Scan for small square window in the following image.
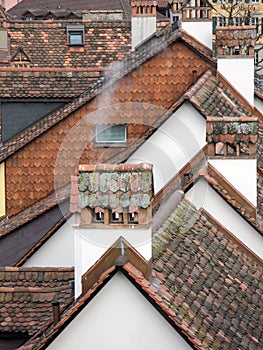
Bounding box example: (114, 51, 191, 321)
(67, 26, 84, 46)
(95, 124, 127, 144)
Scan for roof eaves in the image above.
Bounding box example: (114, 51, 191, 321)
(14, 213, 69, 267)
(0, 184, 70, 237)
(200, 208, 263, 264)
(190, 171, 263, 236)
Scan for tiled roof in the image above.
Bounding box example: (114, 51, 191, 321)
(0, 267, 74, 335)
(0, 69, 102, 99)
(0, 20, 131, 98)
(184, 70, 254, 118)
(72, 163, 153, 213)
(9, 0, 132, 19)
(204, 163, 258, 224)
(8, 21, 131, 68)
(152, 199, 263, 350)
(0, 27, 214, 162)
(1, 27, 216, 217)
(15, 200, 263, 349)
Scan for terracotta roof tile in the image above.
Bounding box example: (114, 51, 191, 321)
(9, 0, 132, 19)
(152, 199, 263, 349)
(0, 267, 74, 335)
(73, 163, 153, 212)
(185, 70, 253, 119)
(1, 26, 215, 217)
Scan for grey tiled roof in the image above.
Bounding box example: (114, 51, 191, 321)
(152, 199, 263, 350)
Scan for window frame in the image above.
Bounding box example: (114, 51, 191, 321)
(95, 124, 127, 146)
(67, 25, 85, 46)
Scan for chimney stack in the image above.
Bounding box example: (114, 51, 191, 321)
(216, 26, 256, 106)
(131, 0, 157, 50)
(181, 0, 213, 50)
(52, 300, 61, 325)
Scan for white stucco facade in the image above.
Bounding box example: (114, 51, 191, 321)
(181, 22, 213, 50)
(209, 159, 257, 206)
(22, 216, 75, 267)
(132, 17, 156, 50)
(74, 226, 152, 296)
(217, 58, 254, 106)
(186, 178, 263, 259)
(46, 272, 192, 350)
(128, 102, 206, 193)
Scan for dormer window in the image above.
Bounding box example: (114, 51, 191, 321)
(95, 124, 127, 145)
(67, 25, 84, 46)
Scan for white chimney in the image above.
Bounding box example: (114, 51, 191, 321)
(181, 0, 213, 50)
(216, 26, 256, 106)
(131, 0, 157, 50)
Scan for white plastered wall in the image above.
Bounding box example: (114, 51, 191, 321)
(208, 159, 257, 206)
(181, 22, 213, 50)
(47, 272, 192, 350)
(132, 17, 156, 50)
(186, 178, 263, 259)
(22, 216, 75, 267)
(128, 102, 206, 193)
(74, 226, 152, 297)
(217, 58, 254, 106)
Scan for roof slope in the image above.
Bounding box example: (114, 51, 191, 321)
(152, 199, 263, 350)
(14, 197, 263, 349)
(184, 70, 253, 118)
(0, 267, 74, 335)
(9, 0, 132, 18)
(2, 26, 216, 217)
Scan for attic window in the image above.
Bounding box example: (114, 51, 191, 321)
(67, 25, 84, 46)
(95, 124, 127, 145)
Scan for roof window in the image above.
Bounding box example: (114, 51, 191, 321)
(67, 25, 84, 46)
(95, 124, 127, 145)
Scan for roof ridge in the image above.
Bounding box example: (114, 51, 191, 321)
(200, 208, 263, 264)
(183, 69, 213, 100)
(203, 164, 261, 231)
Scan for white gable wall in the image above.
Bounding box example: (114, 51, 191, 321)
(186, 178, 263, 259)
(132, 17, 156, 50)
(74, 227, 152, 297)
(128, 102, 206, 193)
(209, 159, 257, 206)
(217, 58, 254, 106)
(22, 216, 75, 267)
(46, 272, 192, 350)
(182, 22, 213, 50)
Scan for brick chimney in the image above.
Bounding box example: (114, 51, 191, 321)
(70, 163, 154, 297)
(216, 26, 256, 106)
(181, 0, 213, 50)
(131, 0, 157, 50)
(206, 115, 258, 206)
